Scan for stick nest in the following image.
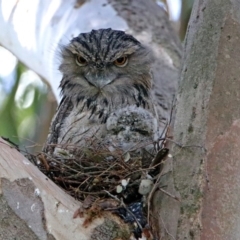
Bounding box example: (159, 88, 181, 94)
(36, 138, 165, 203)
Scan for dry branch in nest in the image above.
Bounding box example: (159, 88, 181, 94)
(29, 134, 169, 239)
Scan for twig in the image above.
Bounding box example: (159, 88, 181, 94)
(159, 213, 176, 240)
(158, 188, 180, 202)
(104, 190, 143, 230)
(1, 137, 20, 151)
(157, 137, 206, 152)
(147, 169, 164, 224)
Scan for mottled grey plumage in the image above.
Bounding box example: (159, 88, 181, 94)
(43, 28, 164, 158)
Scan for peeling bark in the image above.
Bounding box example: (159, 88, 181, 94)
(0, 139, 133, 240)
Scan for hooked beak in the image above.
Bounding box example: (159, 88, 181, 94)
(85, 76, 114, 89)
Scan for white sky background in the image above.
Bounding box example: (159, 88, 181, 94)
(167, 0, 181, 21)
(0, 0, 181, 102)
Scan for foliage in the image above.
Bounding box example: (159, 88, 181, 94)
(0, 62, 49, 147)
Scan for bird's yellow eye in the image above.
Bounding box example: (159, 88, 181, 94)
(76, 55, 87, 66)
(114, 56, 128, 67)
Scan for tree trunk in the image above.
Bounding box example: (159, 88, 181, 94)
(157, 0, 240, 239)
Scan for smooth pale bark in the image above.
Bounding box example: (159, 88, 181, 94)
(158, 0, 240, 239)
(0, 138, 134, 240)
(0, 0, 181, 103)
(0, 138, 89, 240)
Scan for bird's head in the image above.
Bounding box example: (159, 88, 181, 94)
(59, 28, 154, 103)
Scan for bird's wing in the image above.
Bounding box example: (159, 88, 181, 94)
(43, 96, 73, 154)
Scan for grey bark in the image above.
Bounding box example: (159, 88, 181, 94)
(0, 138, 133, 240)
(157, 0, 240, 239)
